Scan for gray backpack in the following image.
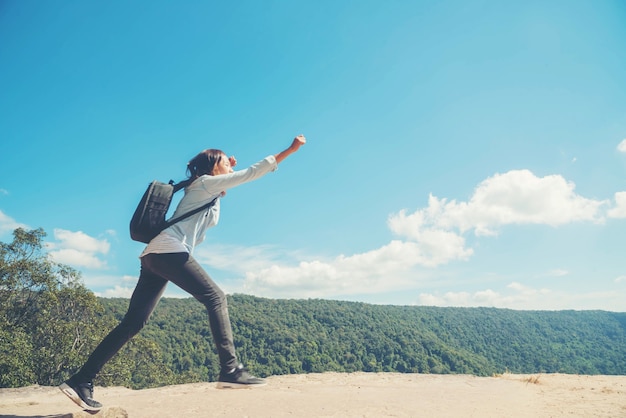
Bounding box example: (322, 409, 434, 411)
(129, 180, 217, 243)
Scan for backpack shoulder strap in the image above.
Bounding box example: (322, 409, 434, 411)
(164, 178, 219, 228)
(165, 196, 219, 227)
(171, 179, 191, 193)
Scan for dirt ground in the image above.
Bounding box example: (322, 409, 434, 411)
(1, 372, 625, 418)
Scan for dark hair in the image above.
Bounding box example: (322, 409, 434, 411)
(186, 149, 225, 180)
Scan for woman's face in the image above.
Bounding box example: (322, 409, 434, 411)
(211, 154, 235, 175)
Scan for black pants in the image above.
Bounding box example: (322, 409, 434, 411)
(74, 252, 238, 381)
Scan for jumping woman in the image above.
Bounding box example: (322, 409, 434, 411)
(60, 135, 307, 411)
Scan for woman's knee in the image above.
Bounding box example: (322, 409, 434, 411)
(195, 287, 227, 309)
(119, 316, 148, 336)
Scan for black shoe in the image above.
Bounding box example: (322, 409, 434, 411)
(217, 364, 266, 389)
(59, 376, 103, 411)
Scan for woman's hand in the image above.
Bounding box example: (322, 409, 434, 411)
(275, 134, 307, 164)
(229, 156, 237, 167)
(291, 135, 306, 151)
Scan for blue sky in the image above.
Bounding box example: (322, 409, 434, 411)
(1, 0, 625, 311)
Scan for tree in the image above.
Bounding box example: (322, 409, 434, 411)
(0, 228, 105, 387)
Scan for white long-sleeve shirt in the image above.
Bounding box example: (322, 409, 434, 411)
(140, 155, 278, 257)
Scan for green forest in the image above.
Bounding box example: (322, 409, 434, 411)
(2, 228, 626, 390)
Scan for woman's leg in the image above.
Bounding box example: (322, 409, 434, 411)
(73, 260, 168, 382)
(141, 252, 238, 373)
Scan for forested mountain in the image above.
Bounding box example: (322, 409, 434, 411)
(100, 295, 626, 387)
(2, 228, 625, 390)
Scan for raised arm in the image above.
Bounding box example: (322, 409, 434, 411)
(275, 135, 306, 164)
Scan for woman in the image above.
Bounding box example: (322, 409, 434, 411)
(60, 135, 306, 411)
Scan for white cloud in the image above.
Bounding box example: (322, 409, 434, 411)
(96, 285, 193, 299)
(417, 282, 626, 311)
(615, 276, 626, 284)
(47, 229, 110, 269)
(389, 169, 607, 239)
(607, 191, 626, 219)
(547, 269, 569, 277)
(97, 285, 135, 298)
(617, 139, 626, 153)
(82, 274, 137, 288)
(0, 210, 29, 236)
(418, 282, 552, 309)
(386, 206, 475, 259)
(195, 243, 287, 274)
(0, 189, 8, 196)
(80, 273, 141, 299)
(243, 240, 435, 298)
(506, 281, 549, 296)
(49, 248, 107, 269)
(213, 174, 596, 300)
(51, 229, 110, 253)
(198, 169, 620, 305)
